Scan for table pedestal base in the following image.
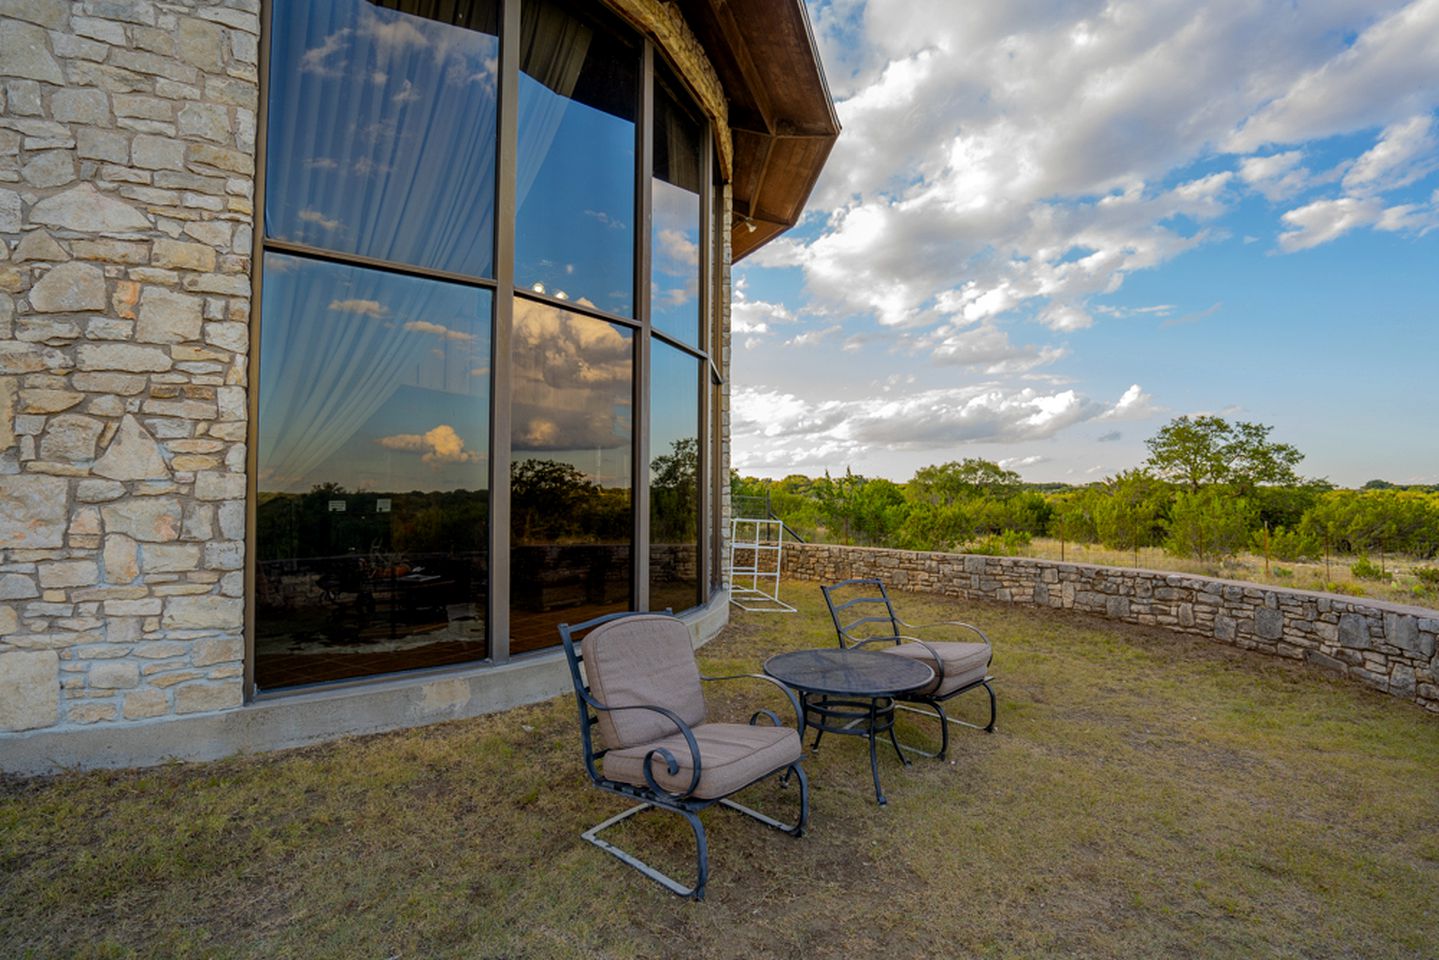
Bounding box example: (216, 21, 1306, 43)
(801, 693, 909, 805)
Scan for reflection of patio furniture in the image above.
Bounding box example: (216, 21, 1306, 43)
(821, 578, 996, 761)
(558, 611, 808, 900)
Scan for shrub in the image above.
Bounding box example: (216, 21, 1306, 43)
(1413, 566, 1439, 588)
(964, 530, 1030, 556)
(1272, 566, 1294, 579)
(1325, 580, 1367, 597)
(1256, 526, 1322, 562)
(1350, 557, 1389, 581)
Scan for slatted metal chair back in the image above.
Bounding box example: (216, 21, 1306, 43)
(820, 577, 904, 647)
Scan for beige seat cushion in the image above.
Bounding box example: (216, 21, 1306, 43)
(605, 723, 801, 800)
(583, 614, 706, 750)
(882, 640, 990, 697)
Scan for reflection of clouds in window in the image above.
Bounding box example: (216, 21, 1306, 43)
(376, 424, 481, 465)
(511, 299, 631, 458)
(327, 297, 385, 317)
(584, 209, 626, 230)
(657, 228, 698, 271)
(298, 208, 344, 233)
(650, 179, 699, 342)
(299, 27, 351, 75)
(404, 319, 474, 342)
(392, 79, 421, 104)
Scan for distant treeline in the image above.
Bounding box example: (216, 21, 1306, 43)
(732, 416, 1439, 563)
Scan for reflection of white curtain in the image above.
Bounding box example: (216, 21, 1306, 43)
(258, 256, 448, 487)
(516, 2, 591, 206)
(266, 1, 499, 275)
(655, 83, 701, 193)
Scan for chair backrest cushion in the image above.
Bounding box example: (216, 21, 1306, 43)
(583, 614, 707, 750)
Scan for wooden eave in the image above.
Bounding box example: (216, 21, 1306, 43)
(675, 0, 840, 261)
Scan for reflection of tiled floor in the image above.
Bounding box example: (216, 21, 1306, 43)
(256, 638, 490, 690)
(509, 600, 630, 655)
(255, 600, 634, 690)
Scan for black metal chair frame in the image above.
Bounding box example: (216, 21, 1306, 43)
(558, 610, 809, 901)
(820, 578, 996, 760)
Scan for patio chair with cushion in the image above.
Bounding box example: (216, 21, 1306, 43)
(558, 611, 809, 901)
(820, 578, 996, 760)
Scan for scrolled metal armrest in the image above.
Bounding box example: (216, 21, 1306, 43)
(748, 708, 784, 728)
(595, 701, 702, 799)
(701, 673, 804, 732)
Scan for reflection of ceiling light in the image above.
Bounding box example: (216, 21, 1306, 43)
(531, 282, 545, 294)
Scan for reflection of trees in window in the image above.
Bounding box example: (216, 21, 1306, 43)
(650, 437, 697, 543)
(257, 483, 488, 563)
(509, 458, 630, 544)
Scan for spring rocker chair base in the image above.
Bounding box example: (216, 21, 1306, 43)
(891, 678, 997, 759)
(581, 763, 809, 900)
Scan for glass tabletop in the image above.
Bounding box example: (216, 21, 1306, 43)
(763, 648, 934, 698)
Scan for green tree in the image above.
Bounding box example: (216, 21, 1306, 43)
(1093, 469, 1169, 551)
(1164, 488, 1257, 561)
(1145, 415, 1303, 493)
(907, 458, 1021, 505)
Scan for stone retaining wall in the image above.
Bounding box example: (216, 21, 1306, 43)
(0, 0, 258, 734)
(782, 543, 1439, 714)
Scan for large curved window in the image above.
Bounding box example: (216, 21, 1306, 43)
(256, 0, 719, 692)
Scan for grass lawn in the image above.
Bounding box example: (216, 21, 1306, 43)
(3, 579, 1437, 959)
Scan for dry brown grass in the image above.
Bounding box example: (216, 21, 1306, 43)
(3, 579, 1437, 959)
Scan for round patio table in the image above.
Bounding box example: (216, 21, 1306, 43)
(763, 648, 934, 805)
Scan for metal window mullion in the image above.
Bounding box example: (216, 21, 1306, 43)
(489, 0, 520, 663)
(634, 41, 653, 613)
(696, 125, 713, 604)
(244, 0, 276, 699)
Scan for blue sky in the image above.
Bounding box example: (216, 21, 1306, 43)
(731, 0, 1439, 487)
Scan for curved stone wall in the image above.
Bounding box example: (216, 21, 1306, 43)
(781, 543, 1438, 714)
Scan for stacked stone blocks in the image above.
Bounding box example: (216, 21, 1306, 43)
(0, 0, 257, 733)
(784, 544, 1439, 714)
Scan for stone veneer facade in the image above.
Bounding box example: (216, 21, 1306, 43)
(0, 0, 738, 753)
(1, 0, 258, 735)
(782, 543, 1439, 715)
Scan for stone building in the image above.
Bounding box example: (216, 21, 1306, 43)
(0, 0, 838, 772)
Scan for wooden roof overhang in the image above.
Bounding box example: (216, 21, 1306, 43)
(675, 0, 841, 261)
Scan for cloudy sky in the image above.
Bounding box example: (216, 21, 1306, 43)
(731, 0, 1439, 487)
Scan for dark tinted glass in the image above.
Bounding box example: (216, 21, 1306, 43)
(255, 253, 491, 688)
(650, 342, 700, 613)
(651, 66, 703, 345)
(510, 297, 634, 650)
(265, 0, 499, 278)
(515, 0, 637, 315)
